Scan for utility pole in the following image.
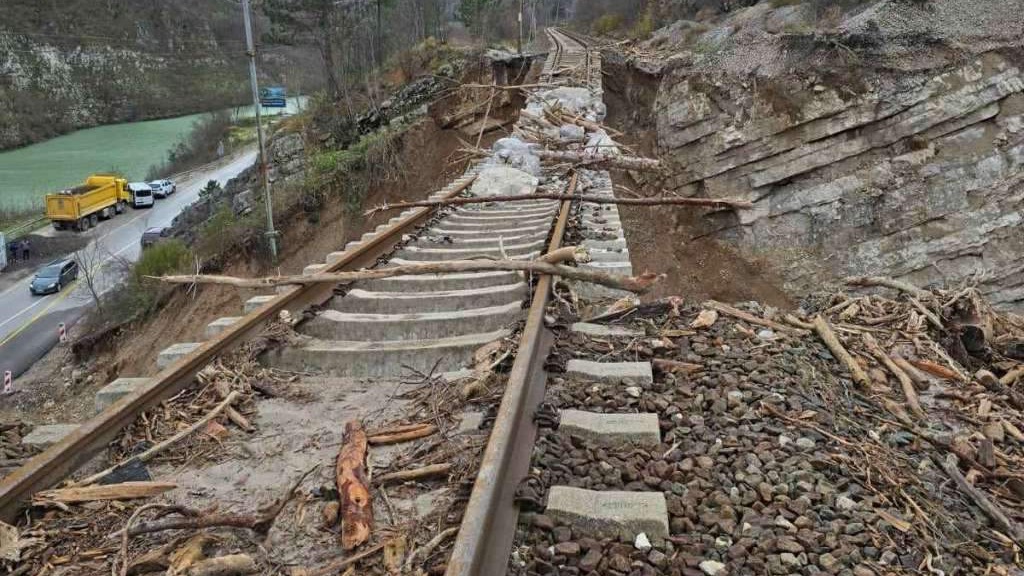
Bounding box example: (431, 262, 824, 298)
(241, 0, 278, 261)
(517, 0, 524, 54)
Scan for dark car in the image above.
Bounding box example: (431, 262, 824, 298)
(29, 258, 78, 295)
(140, 226, 171, 249)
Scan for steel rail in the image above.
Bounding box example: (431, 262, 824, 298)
(445, 172, 576, 576)
(0, 174, 478, 522)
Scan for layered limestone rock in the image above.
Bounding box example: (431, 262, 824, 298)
(645, 1, 1024, 310)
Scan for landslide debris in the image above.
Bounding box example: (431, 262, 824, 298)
(512, 282, 1024, 575)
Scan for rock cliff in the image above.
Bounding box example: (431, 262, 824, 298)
(629, 0, 1024, 310)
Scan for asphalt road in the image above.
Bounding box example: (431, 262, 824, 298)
(0, 150, 257, 383)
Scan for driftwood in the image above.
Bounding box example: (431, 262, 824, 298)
(846, 276, 931, 300)
(33, 482, 176, 506)
(367, 424, 437, 445)
(290, 543, 385, 576)
(364, 192, 751, 216)
(652, 358, 703, 374)
(76, 392, 241, 487)
(892, 356, 932, 391)
(403, 526, 459, 572)
(813, 316, 872, 389)
(337, 420, 373, 550)
(704, 300, 807, 336)
(186, 554, 256, 576)
(213, 381, 253, 432)
(377, 463, 452, 484)
(534, 149, 661, 171)
(862, 335, 927, 421)
(158, 259, 663, 294)
(934, 454, 1024, 546)
(170, 534, 213, 574)
(908, 358, 957, 381)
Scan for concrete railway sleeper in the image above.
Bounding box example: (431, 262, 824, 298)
(0, 26, 642, 576)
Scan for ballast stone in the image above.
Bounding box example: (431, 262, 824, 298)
(559, 409, 661, 447)
(546, 486, 669, 543)
(566, 359, 653, 385)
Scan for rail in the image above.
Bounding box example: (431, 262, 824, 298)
(0, 174, 477, 521)
(445, 173, 575, 576)
(447, 27, 598, 576)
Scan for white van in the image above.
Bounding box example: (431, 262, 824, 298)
(127, 182, 155, 208)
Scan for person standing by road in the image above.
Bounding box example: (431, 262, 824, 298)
(21, 239, 30, 261)
(8, 240, 18, 264)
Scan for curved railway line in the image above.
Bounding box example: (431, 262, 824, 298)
(1, 28, 646, 575)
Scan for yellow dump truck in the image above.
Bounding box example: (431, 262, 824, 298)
(45, 175, 132, 231)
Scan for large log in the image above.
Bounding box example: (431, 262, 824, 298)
(337, 420, 373, 550)
(534, 149, 661, 171)
(365, 193, 752, 215)
(158, 259, 664, 294)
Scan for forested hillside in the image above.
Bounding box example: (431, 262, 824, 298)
(0, 0, 317, 150)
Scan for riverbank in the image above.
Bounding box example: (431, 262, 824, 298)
(0, 98, 305, 214)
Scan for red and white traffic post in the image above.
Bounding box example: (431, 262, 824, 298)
(2, 371, 12, 395)
(58, 322, 68, 344)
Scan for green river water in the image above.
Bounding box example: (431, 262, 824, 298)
(0, 97, 306, 213)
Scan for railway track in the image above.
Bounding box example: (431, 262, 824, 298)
(2, 27, 645, 575)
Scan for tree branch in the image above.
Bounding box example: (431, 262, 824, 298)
(364, 193, 751, 216)
(156, 259, 664, 294)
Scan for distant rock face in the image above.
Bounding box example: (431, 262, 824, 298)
(647, 3, 1024, 310)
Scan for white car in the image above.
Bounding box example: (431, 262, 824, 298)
(127, 182, 155, 208)
(148, 179, 176, 198)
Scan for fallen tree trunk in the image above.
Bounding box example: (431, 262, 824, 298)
(534, 149, 661, 171)
(157, 259, 663, 294)
(337, 420, 373, 550)
(364, 193, 752, 215)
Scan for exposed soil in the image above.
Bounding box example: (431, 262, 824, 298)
(600, 58, 793, 309)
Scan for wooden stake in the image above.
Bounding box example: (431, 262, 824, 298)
(337, 420, 373, 550)
(158, 259, 663, 294)
(33, 482, 176, 505)
(365, 193, 751, 216)
(813, 316, 871, 389)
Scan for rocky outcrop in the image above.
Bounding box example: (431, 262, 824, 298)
(642, 0, 1024, 310)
